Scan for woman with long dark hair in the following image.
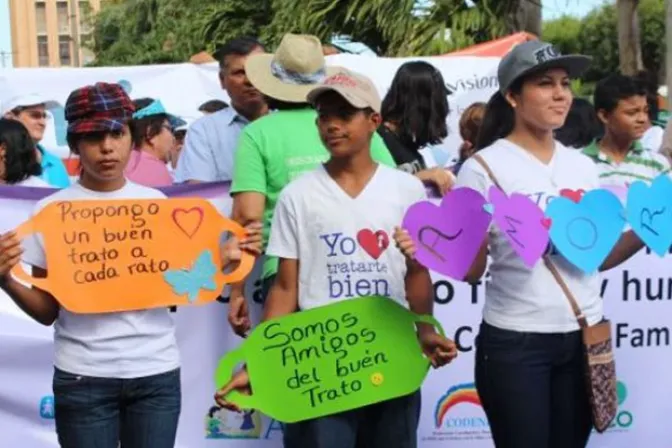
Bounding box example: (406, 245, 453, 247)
(461, 41, 646, 448)
(380, 61, 454, 195)
(0, 118, 48, 186)
(397, 41, 645, 447)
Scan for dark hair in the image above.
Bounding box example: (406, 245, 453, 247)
(593, 74, 647, 115)
(66, 126, 131, 155)
(129, 97, 169, 148)
(0, 118, 42, 183)
(634, 70, 659, 122)
(264, 96, 309, 110)
(475, 79, 524, 150)
(214, 37, 264, 70)
(381, 61, 449, 150)
(198, 99, 229, 113)
(554, 98, 601, 149)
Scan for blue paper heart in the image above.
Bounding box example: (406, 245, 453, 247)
(626, 174, 672, 256)
(430, 145, 451, 167)
(546, 189, 625, 273)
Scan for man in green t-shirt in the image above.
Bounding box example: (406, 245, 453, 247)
(227, 34, 394, 336)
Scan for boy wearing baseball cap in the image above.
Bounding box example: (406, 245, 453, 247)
(216, 71, 456, 447)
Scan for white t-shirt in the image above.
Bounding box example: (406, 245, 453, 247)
(21, 180, 180, 378)
(267, 164, 426, 310)
(456, 139, 604, 333)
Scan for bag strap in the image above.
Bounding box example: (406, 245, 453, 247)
(471, 154, 589, 329)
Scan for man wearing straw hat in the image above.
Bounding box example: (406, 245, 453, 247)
(227, 34, 395, 335)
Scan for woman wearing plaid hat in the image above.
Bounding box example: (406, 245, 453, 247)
(0, 82, 262, 448)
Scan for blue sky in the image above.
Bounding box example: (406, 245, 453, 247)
(543, 0, 613, 20)
(0, 0, 11, 68)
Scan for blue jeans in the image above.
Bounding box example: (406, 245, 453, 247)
(475, 321, 592, 448)
(282, 391, 421, 448)
(53, 367, 181, 448)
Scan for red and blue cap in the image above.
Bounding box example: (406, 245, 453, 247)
(65, 82, 135, 134)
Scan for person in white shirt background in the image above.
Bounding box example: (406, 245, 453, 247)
(0, 118, 50, 187)
(398, 41, 646, 448)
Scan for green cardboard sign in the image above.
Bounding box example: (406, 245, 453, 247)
(215, 296, 444, 423)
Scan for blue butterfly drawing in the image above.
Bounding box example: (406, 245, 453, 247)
(163, 250, 218, 303)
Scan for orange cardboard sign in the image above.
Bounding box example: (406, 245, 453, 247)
(10, 198, 253, 314)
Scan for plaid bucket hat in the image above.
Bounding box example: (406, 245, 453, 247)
(65, 82, 135, 134)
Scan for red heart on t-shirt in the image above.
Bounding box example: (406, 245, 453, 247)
(541, 218, 552, 229)
(357, 229, 390, 260)
(560, 189, 585, 203)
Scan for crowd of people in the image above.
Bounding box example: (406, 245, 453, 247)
(0, 31, 667, 448)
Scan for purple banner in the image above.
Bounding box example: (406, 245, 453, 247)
(0, 182, 232, 201)
(0, 181, 441, 201)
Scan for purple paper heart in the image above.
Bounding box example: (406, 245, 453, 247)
(488, 186, 549, 267)
(402, 187, 491, 280)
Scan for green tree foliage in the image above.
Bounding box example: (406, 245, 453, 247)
(89, 0, 529, 65)
(90, 0, 273, 66)
(543, 0, 665, 83)
(541, 16, 582, 56)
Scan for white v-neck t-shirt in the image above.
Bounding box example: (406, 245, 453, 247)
(267, 164, 426, 311)
(21, 181, 180, 378)
(457, 139, 604, 333)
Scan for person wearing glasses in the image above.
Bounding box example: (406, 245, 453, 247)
(1, 92, 71, 188)
(125, 98, 184, 187)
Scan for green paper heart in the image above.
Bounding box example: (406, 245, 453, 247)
(215, 296, 444, 423)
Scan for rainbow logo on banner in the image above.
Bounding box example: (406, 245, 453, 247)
(434, 383, 481, 428)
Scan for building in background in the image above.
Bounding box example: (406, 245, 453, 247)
(9, 0, 102, 68)
(0, 0, 13, 67)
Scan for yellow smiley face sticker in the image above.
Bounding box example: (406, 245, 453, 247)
(370, 372, 384, 386)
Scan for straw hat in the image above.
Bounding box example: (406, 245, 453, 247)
(245, 34, 339, 103)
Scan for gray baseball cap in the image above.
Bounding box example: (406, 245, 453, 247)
(498, 40, 591, 94)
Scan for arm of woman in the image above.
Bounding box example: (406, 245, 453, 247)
(1, 266, 59, 326)
(599, 231, 644, 272)
(0, 232, 58, 325)
(415, 168, 455, 196)
(463, 241, 488, 283)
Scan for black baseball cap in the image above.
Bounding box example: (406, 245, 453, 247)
(498, 40, 592, 94)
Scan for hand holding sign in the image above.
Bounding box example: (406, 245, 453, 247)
(11, 198, 254, 313)
(401, 188, 490, 280)
(546, 189, 625, 273)
(626, 175, 672, 256)
(214, 297, 444, 423)
(488, 187, 549, 267)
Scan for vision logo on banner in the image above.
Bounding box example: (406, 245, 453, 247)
(422, 382, 490, 443)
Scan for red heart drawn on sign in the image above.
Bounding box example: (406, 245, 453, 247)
(541, 218, 552, 229)
(357, 229, 390, 260)
(172, 207, 204, 238)
(560, 189, 585, 203)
